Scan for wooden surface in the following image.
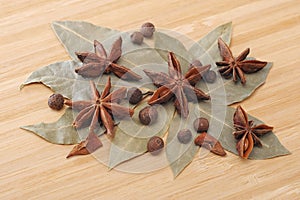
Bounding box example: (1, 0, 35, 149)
(1, 0, 300, 199)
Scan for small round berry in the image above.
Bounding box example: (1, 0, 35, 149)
(203, 70, 217, 83)
(177, 129, 192, 144)
(193, 117, 209, 133)
(140, 22, 155, 38)
(130, 31, 144, 45)
(147, 136, 164, 155)
(190, 59, 202, 67)
(48, 94, 64, 110)
(139, 106, 158, 125)
(127, 87, 143, 104)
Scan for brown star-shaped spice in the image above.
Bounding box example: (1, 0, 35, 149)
(233, 105, 273, 159)
(216, 38, 267, 84)
(144, 52, 210, 118)
(65, 77, 134, 158)
(75, 37, 142, 81)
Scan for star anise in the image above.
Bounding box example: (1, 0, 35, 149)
(75, 37, 142, 81)
(144, 52, 210, 118)
(216, 38, 267, 84)
(233, 105, 273, 159)
(65, 77, 134, 157)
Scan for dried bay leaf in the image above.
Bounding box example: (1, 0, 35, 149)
(20, 61, 88, 99)
(194, 102, 290, 159)
(154, 31, 191, 69)
(108, 101, 175, 169)
(21, 108, 105, 145)
(188, 22, 232, 65)
(52, 21, 120, 60)
(52, 20, 166, 71)
(21, 109, 81, 144)
(195, 61, 273, 105)
(166, 101, 290, 177)
(166, 103, 200, 178)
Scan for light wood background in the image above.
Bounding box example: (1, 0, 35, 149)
(1, 0, 300, 199)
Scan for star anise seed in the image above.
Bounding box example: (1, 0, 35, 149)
(75, 37, 142, 81)
(144, 52, 210, 118)
(233, 105, 273, 159)
(194, 132, 226, 156)
(216, 38, 267, 84)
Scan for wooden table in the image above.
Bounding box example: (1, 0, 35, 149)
(1, 0, 299, 199)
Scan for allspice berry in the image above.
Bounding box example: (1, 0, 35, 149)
(193, 117, 209, 133)
(130, 31, 144, 45)
(177, 129, 192, 144)
(147, 136, 164, 155)
(127, 87, 143, 104)
(140, 22, 155, 38)
(139, 106, 158, 125)
(48, 94, 64, 110)
(203, 70, 217, 83)
(190, 59, 202, 67)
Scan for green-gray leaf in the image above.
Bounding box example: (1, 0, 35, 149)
(108, 101, 175, 169)
(52, 21, 120, 60)
(166, 103, 200, 178)
(21, 109, 80, 144)
(20, 60, 89, 99)
(166, 101, 290, 177)
(194, 102, 290, 159)
(52, 20, 166, 70)
(189, 22, 232, 65)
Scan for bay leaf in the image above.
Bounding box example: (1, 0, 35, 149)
(154, 31, 191, 69)
(21, 108, 105, 145)
(108, 101, 175, 169)
(52, 20, 166, 71)
(166, 103, 200, 178)
(194, 102, 290, 159)
(20, 60, 88, 99)
(194, 61, 273, 105)
(21, 108, 81, 144)
(166, 100, 290, 177)
(52, 21, 120, 60)
(188, 22, 232, 65)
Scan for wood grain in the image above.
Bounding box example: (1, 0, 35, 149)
(1, 0, 299, 199)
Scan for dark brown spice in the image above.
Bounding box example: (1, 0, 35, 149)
(140, 22, 155, 38)
(66, 131, 102, 158)
(190, 59, 202, 67)
(75, 37, 142, 80)
(233, 105, 273, 159)
(48, 94, 64, 110)
(139, 106, 158, 125)
(130, 31, 144, 45)
(144, 52, 210, 118)
(127, 87, 143, 104)
(193, 117, 209, 132)
(147, 136, 164, 155)
(194, 132, 226, 156)
(203, 70, 217, 83)
(177, 129, 192, 144)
